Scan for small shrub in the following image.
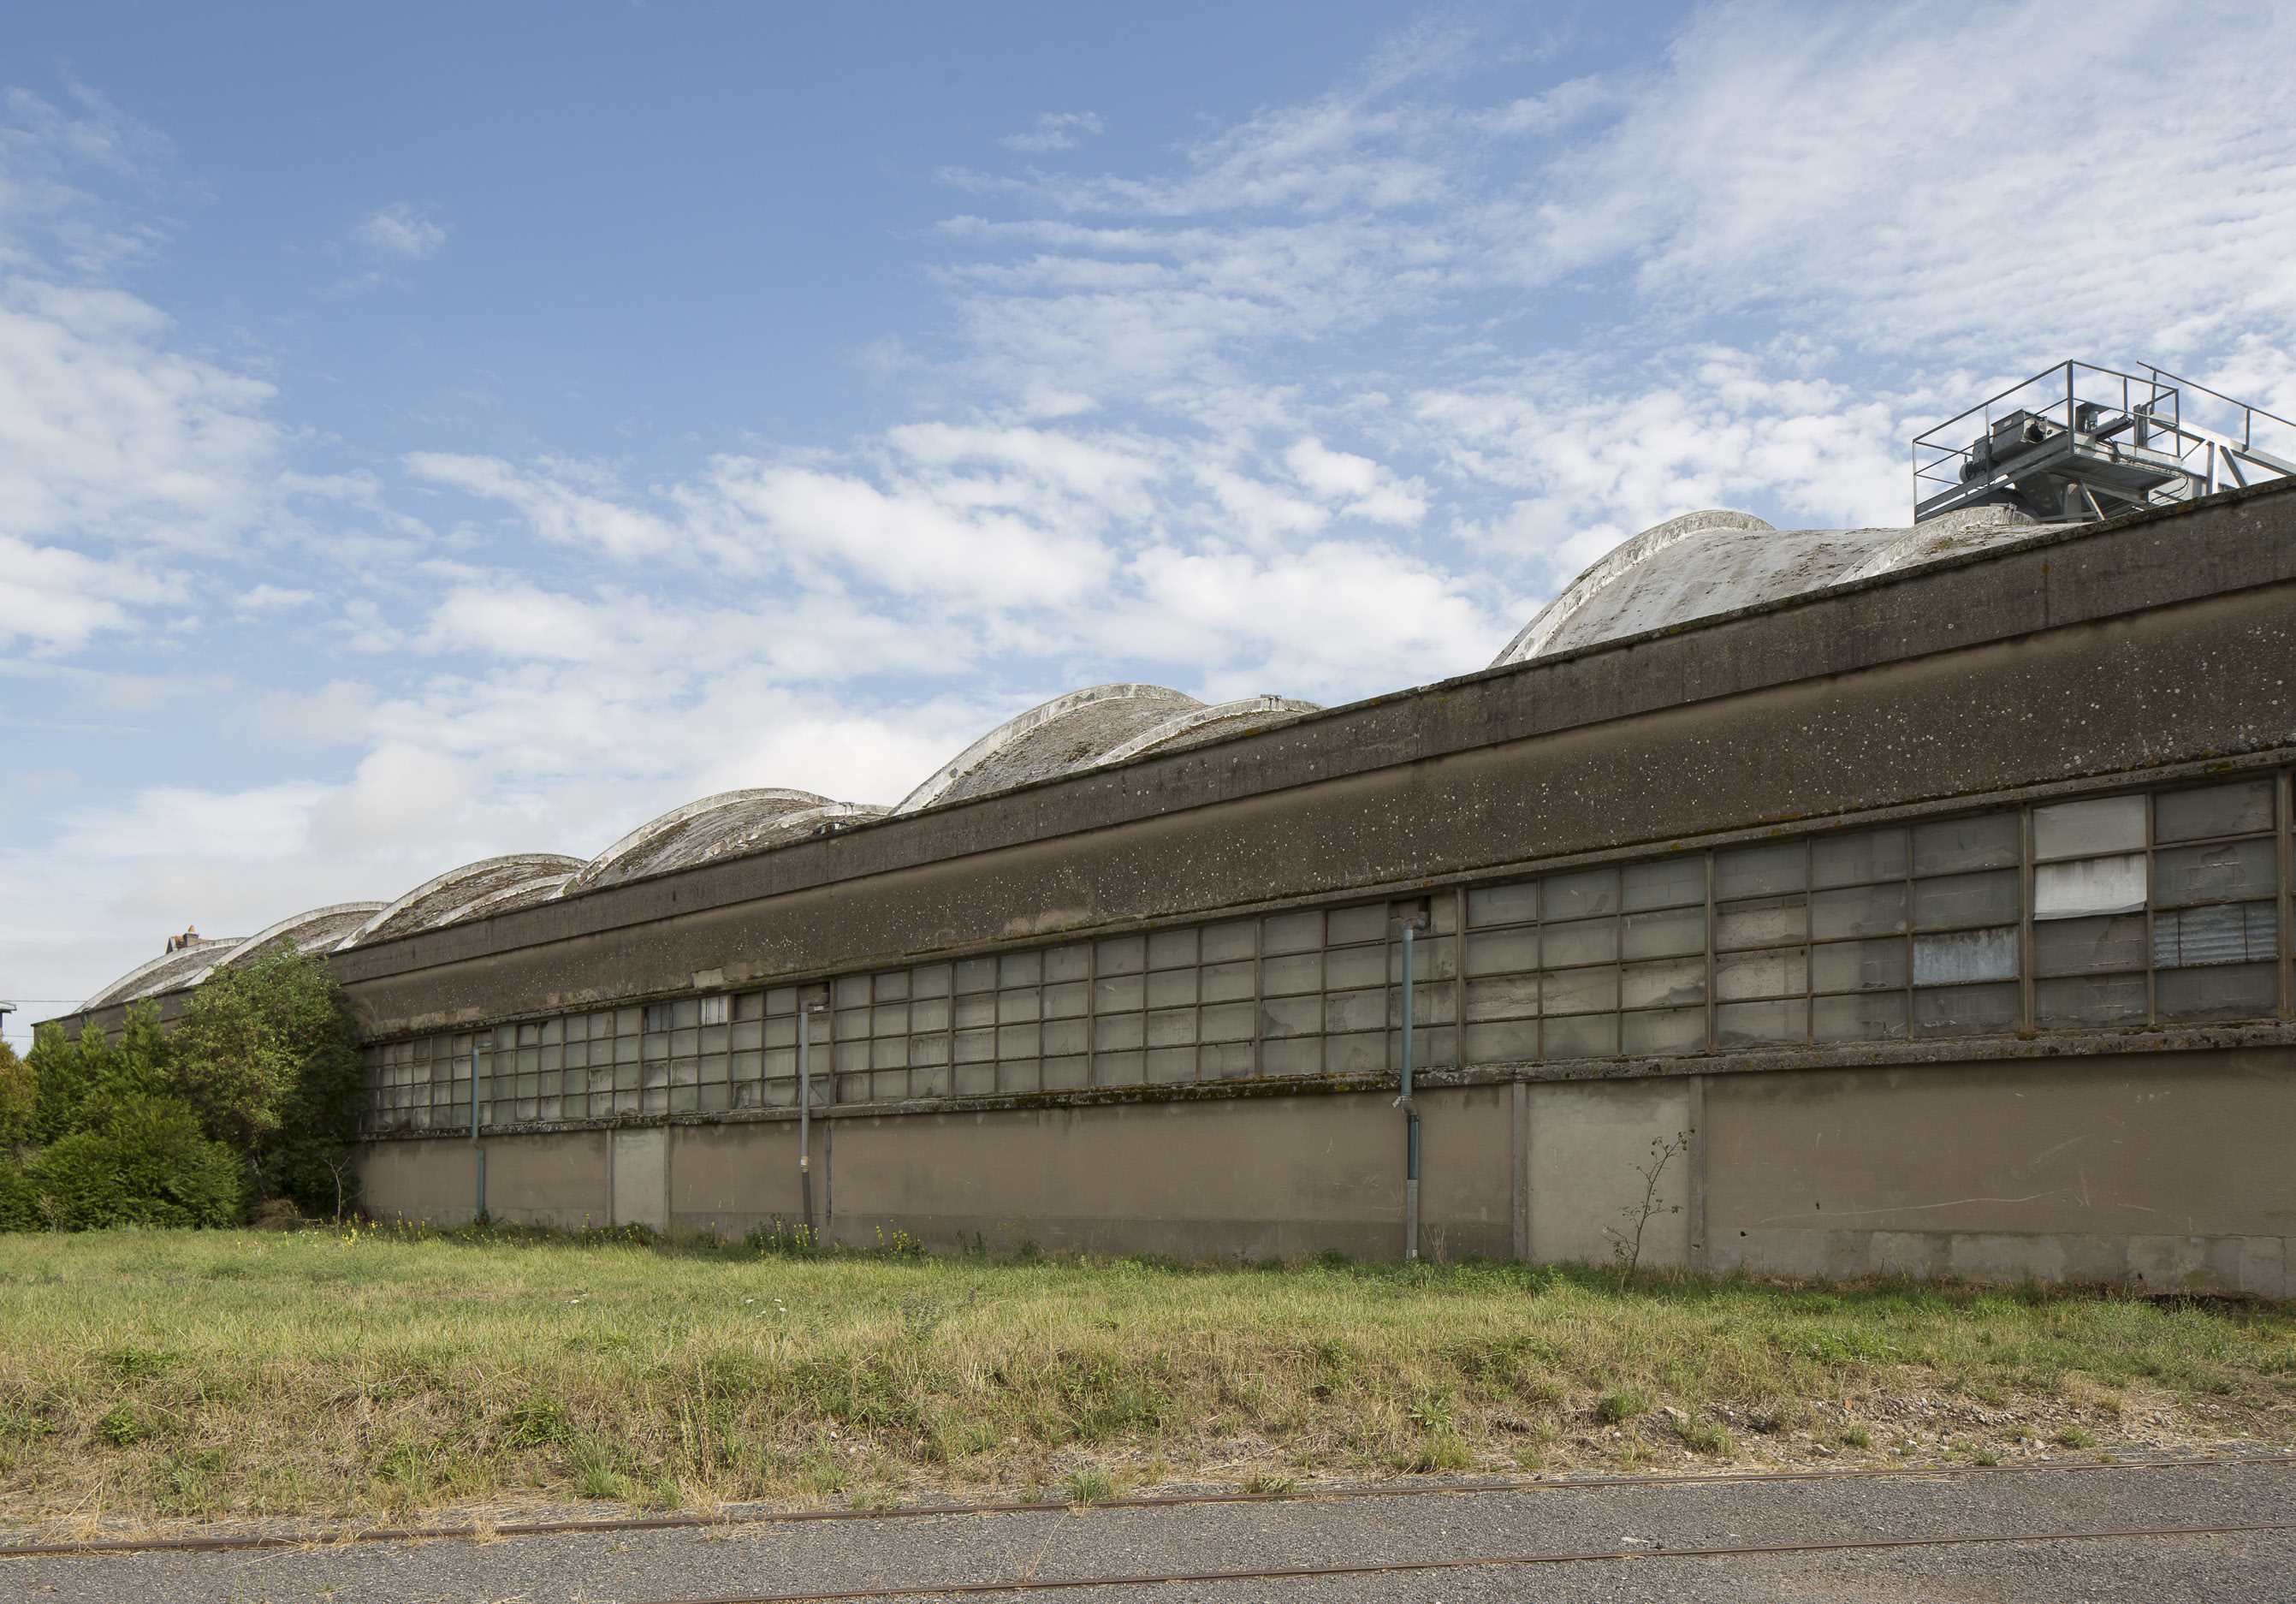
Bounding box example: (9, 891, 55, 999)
(1679, 1416, 1735, 1457)
(2056, 1424, 2095, 1448)
(505, 1396, 573, 1447)
(1064, 1470, 1112, 1503)
(1242, 1472, 1296, 1494)
(1842, 1425, 1872, 1449)
(97, 1405, 146, 1447)
(570, 1441, 633, 1500)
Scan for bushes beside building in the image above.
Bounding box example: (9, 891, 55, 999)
(1, 945, 363, 1232)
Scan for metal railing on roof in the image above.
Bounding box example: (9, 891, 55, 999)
(1913, 359, 2296, 524)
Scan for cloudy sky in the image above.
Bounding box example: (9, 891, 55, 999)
(5, 0, 2295, 1039)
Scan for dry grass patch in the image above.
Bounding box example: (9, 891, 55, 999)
(0, 1226, 2291, 1532)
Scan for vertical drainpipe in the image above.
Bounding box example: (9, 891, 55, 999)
(798, 1002, 818, 1245)
(470, 1036, 491, 1224)
(1395, 917, 1424, 1262)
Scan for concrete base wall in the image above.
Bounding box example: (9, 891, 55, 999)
(356, 1048, 2295, 1292)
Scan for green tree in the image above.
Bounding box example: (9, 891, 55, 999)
(170, 943, 362, 1214)
(0, 1037, 33, 1149)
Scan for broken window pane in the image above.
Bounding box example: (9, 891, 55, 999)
(2033, 853, 2147, 919)
(2153, 838, 2278, 906)
(1913, 812, 2019, 875)
(1811, 828, 1908, 888)
(1912, 927, 2019, 985)
(1811, 882, 1907, 939)
(2155, 779, 2275, 843)
(2032, 795, 2145, 860)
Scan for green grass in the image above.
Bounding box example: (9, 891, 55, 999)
(0, 1224, 2289, 1526)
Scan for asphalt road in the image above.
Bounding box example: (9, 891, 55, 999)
(8, 1458, 2294, 1603)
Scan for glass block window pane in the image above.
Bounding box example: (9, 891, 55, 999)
(1323, 945, 1385, 990)
(1621, 957, 1705, 1009)
(955, 957, 997, 993)
(2032, 914, 2146, 976)
(1464, 928, 1537, 977)
(1543, 867, 1619, 920)
(997, 1060, 1039, 1093)
(1623, 1007, 1706, 1054)
(1146, 968, 1198, 1007)
(1622, 906, 1704, 959)
(1201, 921, 1256, 963)
(1623, 857, 1704, 910)
(2154, 902, 2277, 967)
(870, 1038, 905, 1071)
(1543, 1012, 1616, 1060)
(1043, 1055, 1090, 1090)
(1095, 1013, 1146, 1050)
(1544, 965, 1618, 1015)
(1716, 841, 1803, 899)
(1147, 1046, 1197, 1084)
(2156, 961, 2277, 1022)
(2033, 854, 2146, 919)
(1468, 882, 1537, 928)
(1913, 812, 2019, 875)
(1094, 972, 1146, 1012)
(2035, 972, 2146, 1029)
(1542, 917, 1617, 966)
(1093, 1050, 1144, 1085)
(1463, 975, 1539, 1020)
(999, 951, 1042, 988)
(1045, 946, 1090, 983)
(1718, 946, 1807, 1001)
(1463, 1019, 1540, 1063)
(872, 1002, 908, 1036)
(873, 971, 910, 1002)
(1148, 928, 1200, 968)
(1812, 990, 1907, 1042)
(1910, 869, 2019, 929)
(911, 965, 952, 999)
(1200, 1001, 1255, 1043)
(1717, 998, 1807, 1048)
(1325, 904, 1387, 946)
(1912, 927, 2019, 985)
(1261, 912, 1322, 954)
(2153, 839, 2277, 906)
(996, 989, 1041, 1023)
(1913, 981, 2021, 1037)
(2033, 796, 2145, 860)
(1042, 1018, 1089, 1056)
(1201, 961, 1255, 1003)
(1717, 895, 1805, 950)
(998, 1022, 1042, 1058)
(872, 1069, 909, 1102)
(1044, 980, 1091, 1017)
(828, 979, 866, 1011)
(2156, 780, 2274, 842)
(1811, 882, 1907, 940)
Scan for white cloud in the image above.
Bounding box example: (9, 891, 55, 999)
(1001, 112, 1105, 153)
(354, 202, 448, 260)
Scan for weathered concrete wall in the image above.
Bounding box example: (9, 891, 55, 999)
(1526, 1078, 1696, 1269)
(1702, 1048, 2296, 1295)
(354, 1049, 2294, 1293)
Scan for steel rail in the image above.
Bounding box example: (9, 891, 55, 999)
(634, 1520, 2296, 1604)
(2, 1452, 2287, 1560)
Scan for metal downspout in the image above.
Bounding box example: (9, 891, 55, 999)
(1396, 918, 1422, 1262)
(470, 1035, 489, 1223)
(798, 1003, 818, 1245)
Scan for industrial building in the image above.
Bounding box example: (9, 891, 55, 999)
(47, 362, 2296, 1291)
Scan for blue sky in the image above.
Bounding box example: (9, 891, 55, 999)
(6, 0, 2295, 1039)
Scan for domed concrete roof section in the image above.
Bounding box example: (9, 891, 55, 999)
(341, 854, 587, 949)
(433, 873, 579, 928)
(1094, 696, 1325, 768)
(212, 904, 389, 971)
(895, 685, 1206, 815)
(80, 937, 253, 1012)
(566, 789, 892, 894)
(1490, 505, 2050, 666)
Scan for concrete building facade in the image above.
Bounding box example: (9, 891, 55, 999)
(50, 483, 2296, 1291)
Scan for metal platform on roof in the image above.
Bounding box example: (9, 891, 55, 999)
(1913, 359, 2296, 524)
